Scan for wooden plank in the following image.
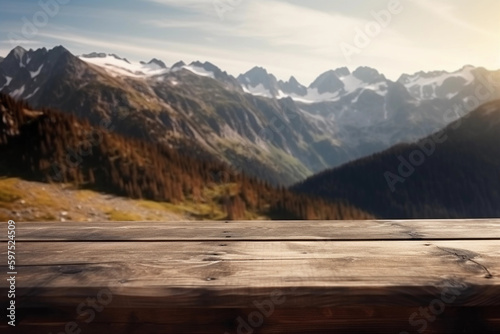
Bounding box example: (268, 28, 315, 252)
(1, 220, 500, 333)
(5, 219, 500, 241)
(0, 220, 500, 334)
(2, 240, 499, 308)
(4, 307, 499, 334)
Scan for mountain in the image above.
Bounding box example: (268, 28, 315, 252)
(278, 76, 307, 96)
(80, 52, 170, 77)
(238, 68, 309, 98)
(238, 66, 281, 98)
(184, 61, 242, 89)
(0, 92, 373, 220)
(238, 65, 389, 103)
(297, 65, 500, 168)
(309, 70, 345, 95)
(292, 100, 500, 219)
(398, 66, 477, 100)
(171, 60, 186, 70)
(2, 46, 500, 186)
(141, 58, 167, 69)
(0, 46, 334, 185)
(234, 64, 500, 172)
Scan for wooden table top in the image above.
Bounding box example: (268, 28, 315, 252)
(2, 220, 500, 333)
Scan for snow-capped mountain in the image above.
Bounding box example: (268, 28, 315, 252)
(238, 67, 280, 98)
(0, 46, 74, 101)
(141, 58, 167, 69)
(278, 76, 307, 96)
(80, 53, 241, 90)
(238, 65, 390, 104)
(184, 61, 242, 89)
(80, 52, 169, 77)
(2, 46, 500, 185)
(397, 66, 476, 100)
(309, 70, 345, 95)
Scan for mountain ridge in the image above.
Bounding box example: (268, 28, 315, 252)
(292, 99, 500, 219)
(2, 45, 500, 186)
(0, 92, 373, 220)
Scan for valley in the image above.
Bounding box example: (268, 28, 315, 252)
(1, 45, 500, 220)
(1, 46, 499, 186)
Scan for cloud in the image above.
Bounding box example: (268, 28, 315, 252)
(144, 19, 206, 29)
(408, 0, 496, 38)
(145, 0, 365, 55)
(143, 0, 220, 17)
(138, 0, 425, 81)
(2, 0, 497, 84)
(32, 30, 276, 75)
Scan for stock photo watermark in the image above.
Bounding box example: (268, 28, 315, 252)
(339, 0, 403, 63)
(6, 220, 17, 327)
(8, 0, 71, 47)
(399, 280, 468, 334)
(385, 71, 500, 192)
(48, 288, 113, 334)
(224, 287, 296, 334)
(213, 0, 243, 21)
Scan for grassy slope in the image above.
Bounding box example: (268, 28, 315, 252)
(0, 177, 268, 222)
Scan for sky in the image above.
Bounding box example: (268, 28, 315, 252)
(0, 0, 499, 84)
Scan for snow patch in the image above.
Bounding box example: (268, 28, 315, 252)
(291, 88, 341, 104)
(402, 67, 475, 100)
(24, 87, 39, 99)
(365, 82, 388, 96)
(182, 65, 215, 79)
(11, 85, 25, 99)
(0, 76, 12, 90)
(79, 54, 168, 78)
(340, 75, 364, 94)
(30, 64, 44, 78)
(242, 84, 273, 98)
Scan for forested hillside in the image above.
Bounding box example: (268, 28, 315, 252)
(0, 93, 372, 220)
(293, 100, 500, 219)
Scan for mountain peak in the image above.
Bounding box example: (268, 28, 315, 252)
(109, 53, 130, 63)
(288, 76, 299, 84)
(278, 76, 307, 96)
(12, 46, 27, 57)
(190, 60, 221, 72)
(239, 66, 276, 83)
(245, 66, 269, 76)
(352, 66, 385, 83)
(309, 70, 344, 94)
(146, 58, 167, 68)
(171, 60, 186, 70)
(334, 67, 350, 78)
(237, 66, 279, 97)
(7, 46, 28, 61)
(50, 45, 71, 56)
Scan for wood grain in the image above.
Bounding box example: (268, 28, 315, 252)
(5, 219, 500, 241)
(1, 219, 499, 333)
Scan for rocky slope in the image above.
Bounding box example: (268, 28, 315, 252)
(293, 100, 500, 219)
(2, 46, 500, 185)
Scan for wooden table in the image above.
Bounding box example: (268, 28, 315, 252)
(1, 220, 500, 333)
